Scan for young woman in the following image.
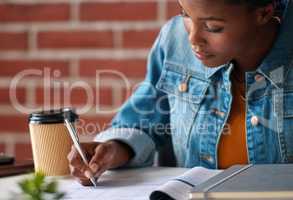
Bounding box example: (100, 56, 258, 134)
(68, 0, 292, 186)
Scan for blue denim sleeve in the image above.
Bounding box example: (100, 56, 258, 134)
(94, 25, 170, 167)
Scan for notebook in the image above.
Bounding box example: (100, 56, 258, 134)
(189, 164, 293, 200)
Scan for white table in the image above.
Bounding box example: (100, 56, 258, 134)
(0, 167, 189, 200)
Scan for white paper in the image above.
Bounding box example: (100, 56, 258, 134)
(58, 167, 188, 200)
(0, 167, 220, 200)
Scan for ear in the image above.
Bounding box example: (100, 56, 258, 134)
(255, 4, 275, 25)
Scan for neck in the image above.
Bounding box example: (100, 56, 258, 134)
(234, 17, 280, 78)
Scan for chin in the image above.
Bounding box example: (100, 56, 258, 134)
(202, 61, 225, 68)
(201, 58, 230, 68)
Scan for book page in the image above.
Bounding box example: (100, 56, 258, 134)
(150, 166, 222, 200)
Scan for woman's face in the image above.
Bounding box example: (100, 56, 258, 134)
(179, 0, 262, 67)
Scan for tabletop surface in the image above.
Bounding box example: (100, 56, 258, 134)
(0, 167, 189, 200)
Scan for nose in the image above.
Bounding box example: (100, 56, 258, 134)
(188, 24, 206, 47)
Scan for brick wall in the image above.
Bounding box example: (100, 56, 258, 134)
(0, 0, 180, 161)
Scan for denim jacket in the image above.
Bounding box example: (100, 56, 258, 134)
(95, 0, 293, 169)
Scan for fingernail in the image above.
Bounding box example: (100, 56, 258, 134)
(90, 163, 99, 173)
(84, 170, 93, 179)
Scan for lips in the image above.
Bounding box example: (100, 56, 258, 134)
(190, 45, 214, 60)
(193, 50, 214, 60)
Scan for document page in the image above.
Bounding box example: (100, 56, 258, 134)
(58, 167, 188, 200)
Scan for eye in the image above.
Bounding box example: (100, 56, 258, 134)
(180, 9, 190, 18)
(203, 23, 224, 33)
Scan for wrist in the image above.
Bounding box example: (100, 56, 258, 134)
(108, 140, 135, 162)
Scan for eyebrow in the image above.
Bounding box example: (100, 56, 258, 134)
(178, 1, 226, 22)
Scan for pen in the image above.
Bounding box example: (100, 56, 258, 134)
(64, 119, 97, 187)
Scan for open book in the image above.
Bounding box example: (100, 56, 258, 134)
(150, 167, 222, 200)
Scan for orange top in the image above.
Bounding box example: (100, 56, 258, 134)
(218, 77, 248, 169)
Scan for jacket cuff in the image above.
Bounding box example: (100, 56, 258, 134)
(94, 128, 156, 167)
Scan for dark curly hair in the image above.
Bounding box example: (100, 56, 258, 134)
(226, 0, 285, 17)
(226, 0, 284, 7)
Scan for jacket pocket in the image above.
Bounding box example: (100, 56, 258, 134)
(156, 61, 210, 154)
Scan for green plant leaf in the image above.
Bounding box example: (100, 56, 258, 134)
(44, 182, 57, 193)
(33, 172, 45, 189)
(54, 192, 65, 200)
(18, 179, 35, 196)
(17, 172, 66, 200)
(18, 180, 29, 195)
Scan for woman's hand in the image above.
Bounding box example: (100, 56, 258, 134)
(67, 140, 134, 186)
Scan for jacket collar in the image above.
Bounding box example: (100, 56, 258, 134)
(256, 0, 293, 88)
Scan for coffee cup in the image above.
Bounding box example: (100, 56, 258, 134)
(28, 108, 78, 176)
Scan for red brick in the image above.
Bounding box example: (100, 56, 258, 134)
(167, 1, 181, 19)
(66, 87, 113, 106)
(14, 143, 33, 161)
(69, 87, 95, 106)
(75, 116, 114, 137)
(37, 31, 114, 49)
(98, 88, 113, 106)
(0, 87, 26, 104)
(80, 2, 157, 21)
(122, 29, 159, 48)
(79, 59, 147, 78)
(37, 87, 97, 106)
(36, 87, 64, 108)
(121, 87, 133, 105)
(35, 87, 73, 108)
(36, 86, 114, 108)
(0, 60, 70, 77)
(0, 115, 28, 132)
(0, 4, 70, 22)
(0, 32, 28, 51)
(0, 143, 5, 153)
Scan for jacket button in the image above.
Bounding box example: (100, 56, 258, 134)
(206, 156, 214, 163)
(200, 154, 214, 163)
(212, 108, 225, 118)
(251, 116, 259, 126)
(178, 83, 188, 92)
(254, 74, 264, 82)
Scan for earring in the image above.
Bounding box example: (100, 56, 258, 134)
(191, 45, 200, 52)
(273, 16, 281, 24)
